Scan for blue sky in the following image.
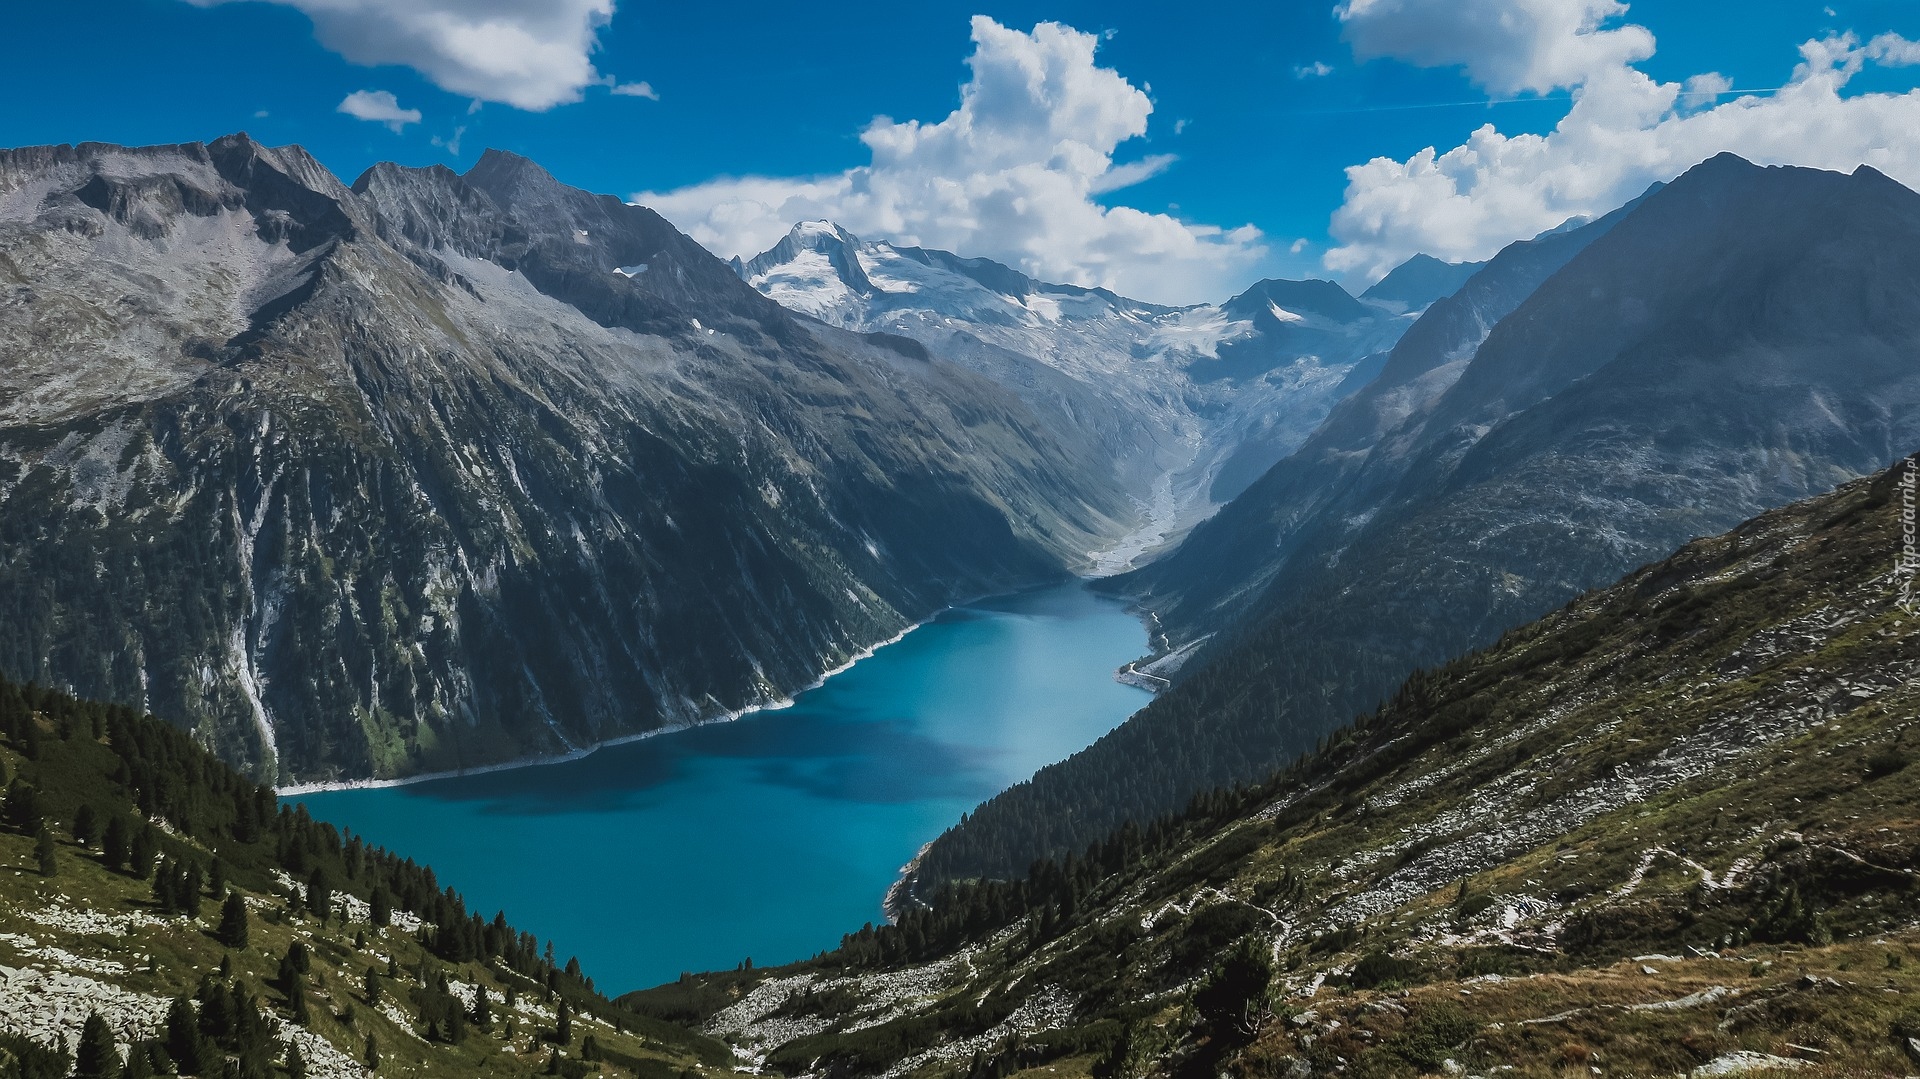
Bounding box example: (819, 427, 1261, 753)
(4, 1, 1920, 302)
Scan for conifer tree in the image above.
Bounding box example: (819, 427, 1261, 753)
(153, 857, 177, 913)
(128, 824, 156, 880)
(217, 890, 249, 950)
(182, 861, 204, 919)
(31, 822, 57, 876)
(556, 999, 572, 1045)
(306, 867, 332, 920)
(3, 778, 40, 833)
(363, 1034, 380, 1072)
(285, 1041, 306, 1079)
(102, 814, 129, 872)
(471, 984, 491, 1030)
(363, 966, 382, 1005)
(287, 972, 310, 1026)
(72, 803, 98, 847)
(164, 997, 206, 1076)
(123, 1042, 153, 1079)
(74, 1011, 121, 1079)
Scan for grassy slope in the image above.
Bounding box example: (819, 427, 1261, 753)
(650, 455, 1920, 1078)
(0, 730, 730, 1079)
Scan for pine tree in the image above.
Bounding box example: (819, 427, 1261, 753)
(556, 999, 572, 1045)
(363, 966, 382, 1005)
(164, 996, 206, 1076)
(102, 814, 129, 872)
(123, 1042, 154, 1079)
(217, 890, 249, 950)
(182, 861, 204, 919)
(128, 824, 156, 880)
(35, 824, 59, 877)
(471, 984, 491, 1030)
(285, 1041, 307, 1079)
(306, 867, 332, 921)
(72, 803, 98, 847)
(153, 857, 177, 913)
(370, 884, 391, 928)
(207, 856, 226, 899)
(74, 1011, 121, 1079)
(3, 778, 41, 833)
(363, 1034, 380, 1073)
(287, 972, 310, 1025)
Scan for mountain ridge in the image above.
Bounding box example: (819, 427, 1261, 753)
(0, 134, 1134, 784)
(918, 154, 1920, 889)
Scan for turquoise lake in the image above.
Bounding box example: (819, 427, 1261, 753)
(297, 581, 1150, 995)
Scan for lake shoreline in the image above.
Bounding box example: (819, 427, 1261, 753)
(278, 618, 928, 798)
(278, 575, 1120, 798)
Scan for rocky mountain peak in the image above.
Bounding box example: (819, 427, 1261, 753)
(744, 219, 875, 295)
(1221, 277, 1370, 327)
(1360, 252, 1485, 311)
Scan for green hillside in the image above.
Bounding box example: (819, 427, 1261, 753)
(0, 682, 729, 1079)
(632, 454, 1920, 1079)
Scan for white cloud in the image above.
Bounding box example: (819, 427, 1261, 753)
(184, 0, 616, 111)
(337, 89, 422, 132)
(1337, 0, 1653, 95)
(1323, 3, 1920, 281)
(431, 125, 467, 155)
(632, 16, 1265, 305)
(1295, 61, 1335, 78)
(610, 80, 659, 100)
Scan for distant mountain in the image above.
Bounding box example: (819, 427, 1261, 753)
(664, 452, 1920, 1079)
(1360, 251, 1485, 310)
(0, 136, 1134, 784)
(739, 222, 1416, 562)
(920, 155, 1920, 885)
(1126, 188, 1654, 643)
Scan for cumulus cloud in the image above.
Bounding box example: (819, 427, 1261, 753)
(337, 89, 422, 131)
(1324, 0, 1920, 281)
(1295, 61, 1336, 78)
(1338, 0, 1653, 95)
(184, 0, 616, 111)
(633, 17, 1265, 305)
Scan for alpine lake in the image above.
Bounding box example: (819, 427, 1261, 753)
(297, 581, 1151, 994)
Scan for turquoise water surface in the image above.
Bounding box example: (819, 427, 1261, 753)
(297, 581, 1149, 994)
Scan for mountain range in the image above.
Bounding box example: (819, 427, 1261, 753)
(0, 136, 1139, 784)
(4, 134, 1920, 1079)
(735, 220, 1428, 567)
(913, 154, 1920, 886)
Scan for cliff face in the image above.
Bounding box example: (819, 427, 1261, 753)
(0, 136, 1132, 784)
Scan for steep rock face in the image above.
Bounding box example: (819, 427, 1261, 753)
(740, 222, 1416, 568)
(923, 156, 1920, 883)
(0, 136, 1131, 783)
(1122, 191, 1651, 640)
